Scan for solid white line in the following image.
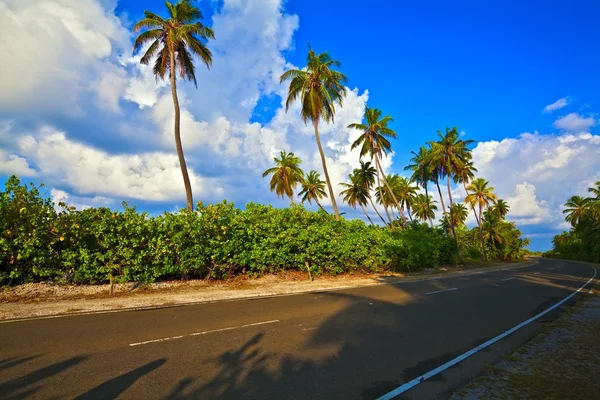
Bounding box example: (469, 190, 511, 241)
(129, 320, 279, 347)
(502, 277, 516, 281)
(425, 288, 458, 296)
(376, 266, 597, 400)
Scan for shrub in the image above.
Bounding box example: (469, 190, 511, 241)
(0, 176, 456, 285)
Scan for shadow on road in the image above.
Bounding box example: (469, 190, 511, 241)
(75, 358, 167, 400)
(0, 355, 88, 399)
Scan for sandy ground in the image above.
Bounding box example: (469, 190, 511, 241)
(451, 272, 600, 400)
(0, 261, 531, 321)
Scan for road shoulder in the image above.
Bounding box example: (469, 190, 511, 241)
(0, 260, 534, 321)
(451, 263, 600, 400)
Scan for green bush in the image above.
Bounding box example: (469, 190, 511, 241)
(0, 176, 456, 285)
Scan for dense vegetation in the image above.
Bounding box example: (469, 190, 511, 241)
(0, 176, 458, 288)
(545, 182, 600, 262)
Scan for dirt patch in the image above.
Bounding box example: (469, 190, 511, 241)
(0, 260, 532, 321)
(451, 267, 600, 400)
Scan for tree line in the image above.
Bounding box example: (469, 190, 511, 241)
(546, 182, 600, 262)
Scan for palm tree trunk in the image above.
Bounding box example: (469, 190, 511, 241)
(375, 169, 394, 226)
(313, 120, 340, 220)
(446, 174, 463, 264)
(428, 215, 434, 228)
(369, 196, 386, 224)
(479, 202, 487, 261)
(314, 198, 328, 214)
(170, 50, 194, 211)
(375, 156, 406, 223)
(407, 206, 413, 222)
(435, 179, 450, 227)
(464, 182, 480, 226)
(360, 203, 375, 226)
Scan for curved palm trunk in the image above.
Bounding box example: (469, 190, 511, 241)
(463, 182, 480, 226)
(313, 120, 340, 220)
(435, 179, 450, 227)
(375, 157, 406, 223)
(359, 203, 375, 226)
(407, 206, 413, 222)
(479, 202, 487, 261)
(170, 51, 194, 211)
(369, 196, 386, 224)
(424, 184, 434, 227)
(315, 198, 328, 214)
(375, 170, 394, 227)
(446, 174, 464, 264)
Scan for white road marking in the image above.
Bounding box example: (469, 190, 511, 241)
(502, 277, 516, 281)
(533, 272, 541, 275)
(129, 320, 279, 347)
(376, 266, 597, 400)
(425, 288, 458, 296)
(302, 327, 317, 331)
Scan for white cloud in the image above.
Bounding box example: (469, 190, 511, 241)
(0, 0, 130, 114)
(10, 125, 224, 202)
(543, 97, 569, 113)
(472, 131, 600, 227)
(553, 112, 596, 132)
(0, 149, 37, 177)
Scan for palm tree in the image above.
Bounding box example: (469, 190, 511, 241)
(405, 146, 434, 201)
(450, 203, 469, 228)
(340, 173, 374, 225)
(395, 176, 418, 221)
(465, 178, 498, 261)
(133, 1, 214, 211)
(262, 150, 305, 204)
(354, 161, 386, 224)
(299, 170, 328, 213)
(412, 193, 437, 227)
(491, 198, 510, 220)
(454, 159, 479, 224)
(588, 181, 600, 200)
(280, 46, 347, 220)
(562, 195, 590, 227)
(482, 212, 505, 251)
(428, 127, 474, 244)
(349, 107, 406, 223)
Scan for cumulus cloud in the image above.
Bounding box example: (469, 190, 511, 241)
(553, 112, 596, 132)
(0, 0, 129, 114)
(543, 97, 569, 113)
(472, 131, 600, 227)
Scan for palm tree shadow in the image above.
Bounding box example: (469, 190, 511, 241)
(75, 358, 166, 400)
(167, 286, 421, 399)
(0, 355, 88, 399)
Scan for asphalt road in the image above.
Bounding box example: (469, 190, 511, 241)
(0, 258, 596, 400)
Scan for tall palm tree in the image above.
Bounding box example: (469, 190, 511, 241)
(298, 170, 328, 213)
(482, 212, 505, 251)
(491, 198, 510, 220)
(133, 0, 214, 211)
(395, 176, 418, 221)
(562, 195, 590, 227)
(588, 181, 600, 200)
(349, 107, 406, 224)
(454, 159, 479, 224)
(354, 161, 386, 224)
(280, 46, 347, 220)
(428, 127, 474, 244)
(465, 178, 498, 261)
(340, 173, 374, 226)
(405, 146, 434, 201)
(262, 150, 305, 204)
(450, 203, 469, 228)
(412, 193, 437, 227)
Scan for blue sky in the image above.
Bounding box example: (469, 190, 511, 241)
(1, 0, 599, 250)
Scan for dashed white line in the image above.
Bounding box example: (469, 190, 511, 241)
(425, 288, 458, 296)
(129, 319, 279, 347)
(376, 265, 597, 400)
(502, 277, 516, 281)
(533, 272, 541, 275)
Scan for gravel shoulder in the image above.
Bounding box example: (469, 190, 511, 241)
(0, 260, 532, 320)
(451, 262, 600, 400)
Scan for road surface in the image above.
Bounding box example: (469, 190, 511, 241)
(0, 258, 596, 399)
